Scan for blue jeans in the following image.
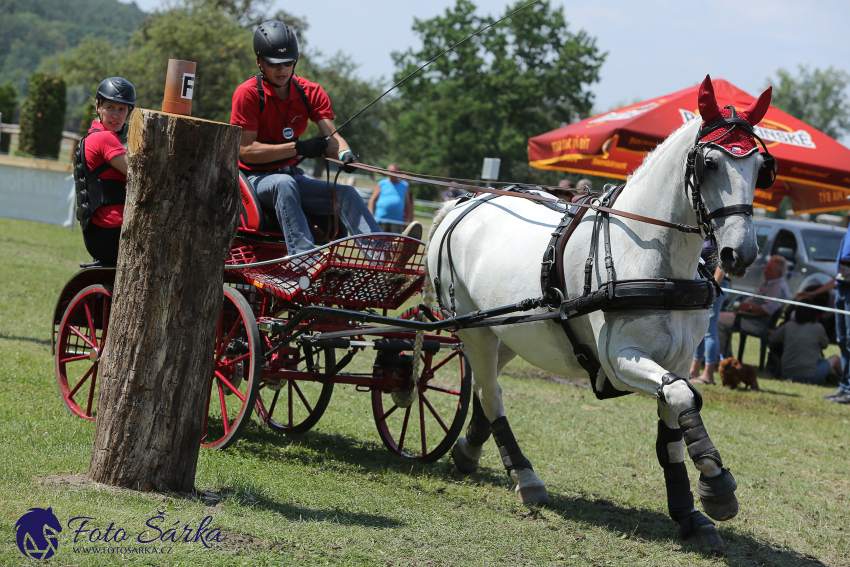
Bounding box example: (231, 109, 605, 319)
(694, 279, 731, 365)
(835, 284, 850, 393)
(248, 170, 381, 255)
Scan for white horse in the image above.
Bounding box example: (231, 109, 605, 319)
(424, 76, 773, 549)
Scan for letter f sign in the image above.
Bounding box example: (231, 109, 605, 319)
(181, 74, 195, 100)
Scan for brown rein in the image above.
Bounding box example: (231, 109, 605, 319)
(328, 158, 702, 235)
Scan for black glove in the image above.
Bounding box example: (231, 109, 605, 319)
(294, 137, 328, 159)
(340, 150, 359, 173)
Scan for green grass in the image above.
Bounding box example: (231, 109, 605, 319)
(1, 216, 849, 566)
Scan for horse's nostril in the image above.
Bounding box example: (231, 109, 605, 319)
(719, 247, 738, 268)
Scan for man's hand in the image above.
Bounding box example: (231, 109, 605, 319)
(340, 150, 359, 173)
(295, 137, 328, 159)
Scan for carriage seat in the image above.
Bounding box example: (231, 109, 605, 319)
(237, 171, 347, 242)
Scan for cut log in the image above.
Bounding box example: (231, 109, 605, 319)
(87, 109, 241, 492)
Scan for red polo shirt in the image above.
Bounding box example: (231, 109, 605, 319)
(85, 120, 127, 228)
(230, 75, 335, 171)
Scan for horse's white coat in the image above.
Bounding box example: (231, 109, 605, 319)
(425, 117, 760, 487)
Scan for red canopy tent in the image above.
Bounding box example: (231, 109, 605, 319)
(528, 79, 850, 213)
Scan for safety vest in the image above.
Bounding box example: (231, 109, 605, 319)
(72, 130, 126, 230)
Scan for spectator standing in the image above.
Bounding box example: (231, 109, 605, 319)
(577, 179, 593, 192)
(369, 164, 414, 233)
(690, 238, 730, 385)
(769, 304, 841, 384)
(716, 255, 791, 355)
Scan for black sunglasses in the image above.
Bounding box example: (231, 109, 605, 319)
(266, 60, 296, 69)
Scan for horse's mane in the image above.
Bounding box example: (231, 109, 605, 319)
(626, 118, 699, 186)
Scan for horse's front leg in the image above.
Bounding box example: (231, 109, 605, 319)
(451, 328, 548, 505)
(600, 317, 736, 549)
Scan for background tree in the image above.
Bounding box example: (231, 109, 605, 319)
(0, 0, 145, 102)
(766, 65, 850, 140)
(388, 0, 604, 196)
(17, 74, 66, 158)
(0, 82, 18, 153)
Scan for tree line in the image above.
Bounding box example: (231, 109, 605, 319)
(1, 0, 849, 197)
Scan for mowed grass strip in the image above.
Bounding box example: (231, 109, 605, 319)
(0, 216, 848, 566)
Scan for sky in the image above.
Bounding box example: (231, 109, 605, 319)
(126, 0, 850, 140)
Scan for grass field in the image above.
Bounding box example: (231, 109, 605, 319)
(1, 216, 849, 566)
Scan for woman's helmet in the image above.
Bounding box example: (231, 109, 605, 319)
(253, 20, 299, 64)
(96, 77, 136, 110)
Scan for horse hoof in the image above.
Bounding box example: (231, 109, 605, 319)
(685, 524, 726, 554)
(509, 468, 549, 506)
(700, 493, 739, 522)
(451, 437, 481, 474)
(698, 468, 739, 521)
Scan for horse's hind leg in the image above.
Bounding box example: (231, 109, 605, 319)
(451, 329, 549, 505)
(452, 331, 514, 473)
(658, 375, 738, 521)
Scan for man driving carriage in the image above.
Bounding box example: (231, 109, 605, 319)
(230, 20, 382, 255)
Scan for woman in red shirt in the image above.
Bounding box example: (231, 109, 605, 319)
(77, 77, 136, 264)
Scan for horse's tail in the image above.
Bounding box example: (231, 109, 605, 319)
(410, 200, 460, 393)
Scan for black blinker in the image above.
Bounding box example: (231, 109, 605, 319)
(756, 154, 778, 189)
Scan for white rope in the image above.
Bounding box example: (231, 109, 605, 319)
(724, 288, 850, 316)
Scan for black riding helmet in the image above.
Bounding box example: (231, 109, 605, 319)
(96, 77, 136, 110)
(254, 20, 299, 64)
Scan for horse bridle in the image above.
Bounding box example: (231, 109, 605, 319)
(686, 106, 778, 244)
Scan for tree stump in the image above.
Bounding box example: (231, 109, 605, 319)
(87, 109, 241, 492)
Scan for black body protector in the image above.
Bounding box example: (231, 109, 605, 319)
(73, 131, 126, 230)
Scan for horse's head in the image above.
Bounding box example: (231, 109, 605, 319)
(687, 75, 776, 277)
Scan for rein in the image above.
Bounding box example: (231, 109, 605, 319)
(328, 159, 702, 235)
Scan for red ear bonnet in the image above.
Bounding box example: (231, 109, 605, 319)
(739, 86, 772, 126)
(697, 75, 771, 157)
(698, 75, 723, 124)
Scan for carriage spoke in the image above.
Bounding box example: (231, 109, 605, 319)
(85, 363, 98, 416)
(69, 325, 98, 349)
(60, 353, 92, 364)
(290, 380, 315, 413)
(425, 384, 461, 396)
(68, 365, 95, 399)
(266, 388, 280, 422)
(215, 318, 242, 361)
(288, 380, 294, 428)
(430, 351, 459, 373)
(422, 393, 450, 434)
(217, 382, 230, 433)
(378, 403, 399, 421)
(397, 405, 412, 454)
(213, 371, 246, 402)
(419, 395, 427, 456)
(83, 299, 97, 347)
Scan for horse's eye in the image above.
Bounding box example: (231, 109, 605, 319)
(704, 155, 719, 170)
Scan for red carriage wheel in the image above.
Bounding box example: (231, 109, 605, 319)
(55, 284, 113, 420)
(201, 285, 261, 450)
(371, 308, 471, 463)
(254, 346, 335, 434)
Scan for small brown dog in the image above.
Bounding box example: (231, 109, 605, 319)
(719, 357, 759, 390)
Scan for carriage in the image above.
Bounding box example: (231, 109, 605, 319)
(52, 171, 472, 462)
